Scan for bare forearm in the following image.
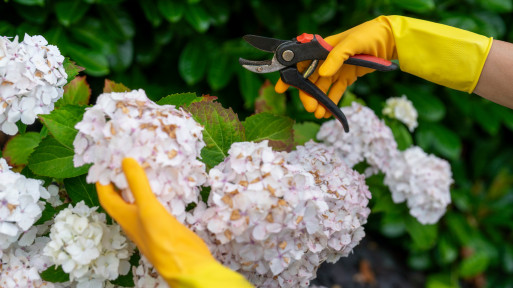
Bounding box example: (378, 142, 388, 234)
(474, 40, 513, 109)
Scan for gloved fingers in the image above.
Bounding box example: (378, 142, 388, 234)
(322, 78, 349, 119)
(299, 90, 318, 112)
(121, 158, 160, 210)
(275, 78, 290, 93)
(313, 76, 334, 118)
(319, 41, 354, 77)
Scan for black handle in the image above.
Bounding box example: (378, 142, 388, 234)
(280, 67, 349, 132)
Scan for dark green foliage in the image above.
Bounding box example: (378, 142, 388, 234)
(3, 0, 513, 286)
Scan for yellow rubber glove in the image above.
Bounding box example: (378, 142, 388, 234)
(276, 15, 493, 118)
(96, 158, 253, 288)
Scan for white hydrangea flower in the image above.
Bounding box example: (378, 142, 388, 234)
(287, 141, 371, 263)
(189, 140, 370, 287)
(132, 256, 169, 288)
(73, 90, 207, 222)
(0, 34, 67, 135)
(317, 102, 398, 175)
(382, 95, 418, 132)
(0, 236, 69, 288)
(43, 201, 133, 287)
(384, 147, 453, 224)
(0, 158, 50, 251)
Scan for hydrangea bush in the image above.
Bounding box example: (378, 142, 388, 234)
(0, 34, 454, 287)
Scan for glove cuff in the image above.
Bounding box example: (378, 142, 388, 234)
(386, 15, 493, 93)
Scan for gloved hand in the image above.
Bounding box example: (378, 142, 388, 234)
(276, 15, 493, 118)
(96, 158, 253, 288)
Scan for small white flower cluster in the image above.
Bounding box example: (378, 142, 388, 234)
(0, 237, 63, 288)
(318, 102, 398, 175)
(132, 256, 169, 288)
(384, 147, 453, 224)
(0, 158, 49, 251)
(189, 141, 370, 287)
(73, 90, 207, 222)
(382, 95, 418, 132)
(43, 201, 133, 287)
(0, 34, 67, 135)
(318, 102, 453, 224)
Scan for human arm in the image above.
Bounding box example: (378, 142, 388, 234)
(276, 16, 513, 118)
(96, 158, 253, 288)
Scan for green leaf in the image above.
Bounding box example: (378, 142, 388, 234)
(14, 3, 48, 24)
(386, 119, 412, 151)
(54, 0, 90, 26)
(157, 92, 202, 107)
(158, 0, 184, 22)
(2, 132, 41, 166)
(64, 175, 100, 208)
(65, 43, 109, 76)
(16, 121, 27, 134)
(98, 5, 135, 41)
(405, 216, 438, 250)
(20, 165, 52, 187)
(179, 40, 208, 85)
(63, 57, 84, 83)
(238, 70, 261, 109)
(391, 0, 434, 12)
(478, 0, 512, 12)
(426, 273, 459, 288)
(140, 0, 162, 27)
(254, 83, 286, 115)
(244, 113, 294, 151)
(437, 235, 458, 265)
(13, 0, 44, 5)
(380, 212, 406, 237)
(187, 101, 245, 168)
(40, 265, 70, 283)
(185, 4, 210, 33)
(415, 124, 461, 161)
(311, 0, 336, 23)
(39, 105, 86, 149)
(28, 136, 90, 178)
(459, 251, 490, 277)
(293, 122, 320, 146)
(103, 79, 131, 93)
(207, 51, 234, 90)
(472, 102, 501, 135)
(56, 76, 91, 107)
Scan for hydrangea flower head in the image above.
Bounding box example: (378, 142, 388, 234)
(132, 256, 168, 288)
(317, 102, 398, 175)
(43, 201, 133, 287)
(382, 95, 418, 132)
(0, 34, 67, 135)
(73, 90, 207, 222)
(0, 158, 49, 251)
(384, 147, 453, 224)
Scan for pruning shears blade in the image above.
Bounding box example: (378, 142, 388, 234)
(243, 35, 287, 52)
(239, 55, 286, 74)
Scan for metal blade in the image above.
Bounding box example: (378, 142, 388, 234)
(239, 55, 286, 74)
(243, 35, 287, 52)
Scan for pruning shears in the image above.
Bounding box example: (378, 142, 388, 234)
(239, 33, 398, 132)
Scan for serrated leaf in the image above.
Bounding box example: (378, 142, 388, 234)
(55, 0, 90, 26)
(63, 57, 84, 83)
(103, 79, 130, 93)
(56, 76, 91, 107)
(28, 136, 90, 178)
(207, 51, 233, 90)
(64, 175, 100, 208)
(40, 265, 70, 283)
(244, 113, 294, 151)
(2, 132, 41, 167)
(187, 101, 245, 168)
(157, 92, 201, 107)
(255, 82, 286, 115)
(179, 41, 208, 85)
(39, 105, 86, 149)
(293, 122, 320, 146)
(405, 216, 438, 250)
(158, 0, 184, 22)
(185, 4, 210, 33)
